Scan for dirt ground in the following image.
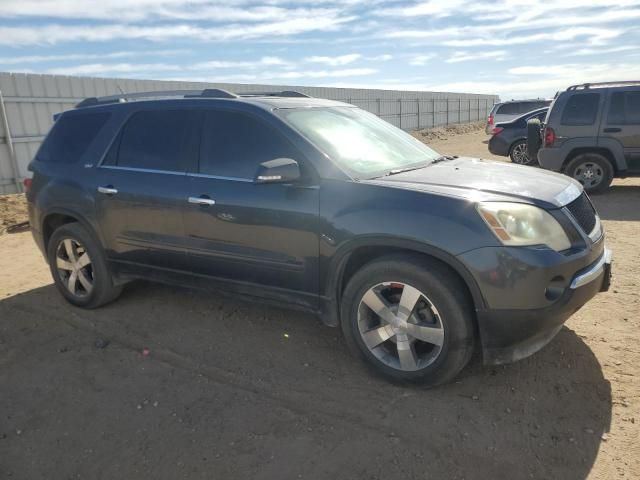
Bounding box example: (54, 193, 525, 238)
(1, 126, 638, 479)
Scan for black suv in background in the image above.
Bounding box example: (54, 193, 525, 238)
(530, 81, 640, 193)
(27, 89, 611, 386)
(489, 107, 548, 164)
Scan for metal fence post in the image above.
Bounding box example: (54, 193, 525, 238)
(0, 90, 21, 193)
(446, 100, 449, 126)
(398, 98, 402, 129)
(416, 98, 420, 130)
(432, 99, 436, 127)
(377, 98, 381, 117)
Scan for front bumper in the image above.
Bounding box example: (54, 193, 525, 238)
(460, 244, 611, 365)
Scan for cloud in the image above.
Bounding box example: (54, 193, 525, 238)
(305, 54, 362, 66)
(46, 62, 183, 76)
(446, 50, 507, 63)
(0, 49, 188, 65)
(190, 56, 289, 70)
(0, 14, 356, 45)
(409, 54, 436, 66)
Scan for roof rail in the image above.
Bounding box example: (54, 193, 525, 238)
(567, 81, 640, 91)
(237, 90, 311, 98)
(75, 88, 238, 108)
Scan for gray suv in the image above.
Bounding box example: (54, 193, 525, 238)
(485, 99, 551, 134)
(531, 81, 640, 193)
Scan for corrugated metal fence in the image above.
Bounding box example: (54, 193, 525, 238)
(0, 72, 498, 194)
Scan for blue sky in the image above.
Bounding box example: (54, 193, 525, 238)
(0, 0, 639, 99)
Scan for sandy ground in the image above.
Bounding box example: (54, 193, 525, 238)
(1, 126, 638, 479)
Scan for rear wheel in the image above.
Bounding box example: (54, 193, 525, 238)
(564, 153, 613, 194)
(340, 254, 475, 386)
(510, 140, 533, 165)
(47, 222, 122, 308)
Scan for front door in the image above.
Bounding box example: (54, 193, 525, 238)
(602, 89, 640, 172)
(182, 108, 320, 304)
(95, 108, 200, 270)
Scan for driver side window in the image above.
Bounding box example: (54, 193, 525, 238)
(199, 110, 302, 179)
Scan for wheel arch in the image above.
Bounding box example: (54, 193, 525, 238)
(41, 208, 104, 256)
(562, 145, 625, 173)
(321, 237, 486, 327)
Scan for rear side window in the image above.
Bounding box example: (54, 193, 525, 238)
(608, 91, 640, 124)
(37, 112, 110, 164)
(199, 110, 300, 179)
(108, 110, 198, 171)
(561, 93, 600, 126)
(496, 103, 519, 115)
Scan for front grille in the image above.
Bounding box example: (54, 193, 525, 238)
(566, 192, 597, 234)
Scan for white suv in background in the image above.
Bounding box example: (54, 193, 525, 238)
(486, 99, 551, 134)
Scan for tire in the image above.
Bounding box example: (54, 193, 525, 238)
(340, 254, 475, 386)
(47, 222, 122, 308)
(509, 140, 533, 165)
(526, 119, 542, 162)
(564, 153, 614, 194)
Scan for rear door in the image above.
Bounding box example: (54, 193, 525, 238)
(603, 89, 640, 172)
(95, 108, 200, 270)
(182, 107, 320, 303)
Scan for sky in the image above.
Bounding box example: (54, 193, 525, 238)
(0, 0, 639, 100)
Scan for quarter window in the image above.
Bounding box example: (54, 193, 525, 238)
(608, 91, 640, 125)
(561, 93, 600, 126)
(199, 110, 301, 179)
(112, 110, 197, 171)
(37, 112, 110, 164)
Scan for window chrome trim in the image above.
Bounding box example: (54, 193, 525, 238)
(98, 165, 185, 176)
(187, 172, 253, 183)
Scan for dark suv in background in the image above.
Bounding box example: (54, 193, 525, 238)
(27, 89, 611, 386)
(530, 81, 640, 193)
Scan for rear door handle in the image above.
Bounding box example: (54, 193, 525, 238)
(603, 127, 622, 133)
(188, 196, 216, 206)
(98, 186, 118, 195)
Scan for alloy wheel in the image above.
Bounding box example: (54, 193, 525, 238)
(511, 143, 530, 164)
(55, 238, 94, 297)
(357, 282, 445, 372)
(573, 161, 604, 189)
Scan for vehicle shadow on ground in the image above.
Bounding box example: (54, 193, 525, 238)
(1, 283, 611, 480)
(591, 184, 640, 221)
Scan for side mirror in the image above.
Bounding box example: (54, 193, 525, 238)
(254, 158, 301, 184)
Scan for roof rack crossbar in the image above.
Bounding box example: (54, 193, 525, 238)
(75, 88, 238, 108)
(567, 81, 640, 91)
(237, 90, 311, 98)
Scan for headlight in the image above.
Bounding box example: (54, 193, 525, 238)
(477, 202, 571, 251)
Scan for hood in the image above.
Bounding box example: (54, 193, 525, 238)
(363, 157, 582, 208)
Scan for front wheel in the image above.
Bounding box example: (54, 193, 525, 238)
(47, 222, 122, 308)
(340, 254, 475, 386)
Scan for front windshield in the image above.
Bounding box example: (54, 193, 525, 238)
(279, 106, 441, 178)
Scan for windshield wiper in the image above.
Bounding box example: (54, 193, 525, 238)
(431, 155, 458, 164)
(384, 164, 429, 176)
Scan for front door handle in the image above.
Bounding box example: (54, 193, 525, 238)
(603, 127, 622, 133)
(98, 186, 118, 195)
(188, 196, 216, 206)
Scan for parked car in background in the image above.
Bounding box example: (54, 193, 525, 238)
(26, 89, 611, 386)
(488, 107, 548, 164)
(486, 99, 551, 134)
(529, 81, 640, 193)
